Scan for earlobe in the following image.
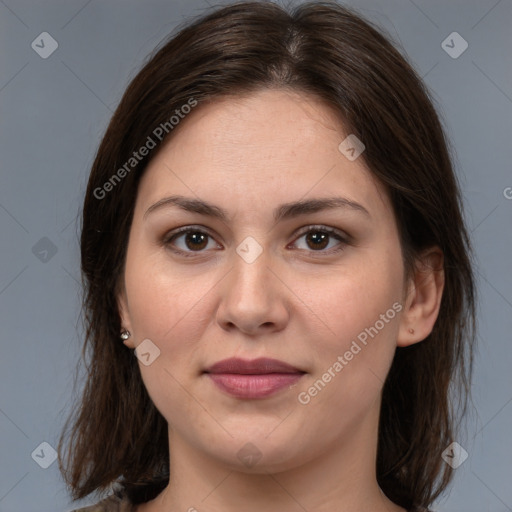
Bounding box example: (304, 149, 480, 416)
(117, 287, 135, 348)
(397, 247, 445, 347)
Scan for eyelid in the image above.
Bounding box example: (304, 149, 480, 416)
(292, 224, 349, 242)
(163, 224, 215, 241)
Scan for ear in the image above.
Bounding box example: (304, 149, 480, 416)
(117, 283, 136, 349)
(397, 246, 445, 347)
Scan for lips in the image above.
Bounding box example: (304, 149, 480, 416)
(204, 357, 304, 375)
(203, 357, 306, 399)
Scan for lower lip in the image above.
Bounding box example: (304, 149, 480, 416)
(206, 373, 304, 399)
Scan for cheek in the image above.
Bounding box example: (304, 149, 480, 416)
(297, 254, 402, 342)
(292, 273, 401, 431)
(293, 250, 403, 400)
(124, 258, 218, 426)
(124, 243, 218, 342)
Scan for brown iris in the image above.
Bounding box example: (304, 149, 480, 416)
(184, 232, 209, 251)
(305, 231, 329, 250)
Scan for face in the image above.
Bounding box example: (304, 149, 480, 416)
(118, 89, 409, 472)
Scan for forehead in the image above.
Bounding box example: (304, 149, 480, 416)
(160, 89, 347, 162)
(135, 89, 391, 222)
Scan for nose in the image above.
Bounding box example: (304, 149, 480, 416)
(215, 247, 290, 336)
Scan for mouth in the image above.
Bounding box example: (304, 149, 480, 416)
(204, 357, 305, 375)
(203, 357, 306, 399)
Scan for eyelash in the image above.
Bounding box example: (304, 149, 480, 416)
(162, 225, 349, 258)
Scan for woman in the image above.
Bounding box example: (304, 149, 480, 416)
(58, 2, 476, 511)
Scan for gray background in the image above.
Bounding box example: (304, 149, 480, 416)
(0, 0, 511, 511)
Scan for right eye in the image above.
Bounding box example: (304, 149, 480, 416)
(163, 226, 222, 257)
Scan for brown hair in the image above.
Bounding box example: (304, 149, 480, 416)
(58, 1, 476, 510)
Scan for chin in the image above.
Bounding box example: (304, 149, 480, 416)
(199, 431, 314, 474)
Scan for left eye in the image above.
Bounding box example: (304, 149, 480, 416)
(164, 226, 347, 256)
(292, 227, 347, 252)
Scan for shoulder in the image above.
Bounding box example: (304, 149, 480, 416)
(68, 489, 134, 512)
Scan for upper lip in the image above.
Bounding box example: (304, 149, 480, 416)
(204, 357, 305, 375)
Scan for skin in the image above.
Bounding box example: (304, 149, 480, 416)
(118, 89, 444, 512)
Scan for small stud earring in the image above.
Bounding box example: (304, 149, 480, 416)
(408, 328, 415, 334)
(120, 330, 131, 340)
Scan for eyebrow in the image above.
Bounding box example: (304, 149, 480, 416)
(143, 194, 371, 223)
